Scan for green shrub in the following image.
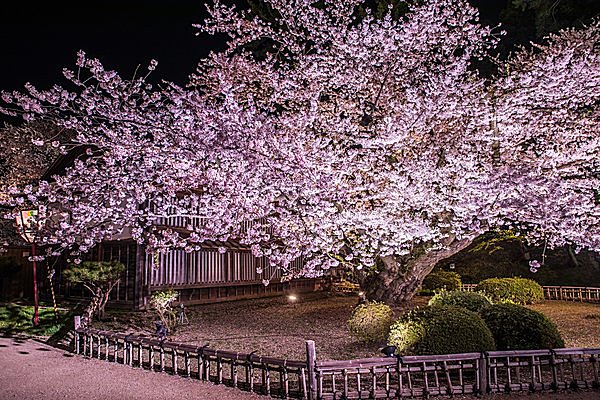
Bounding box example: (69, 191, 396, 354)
(388, 305, 495, 355)
(348, 301, 394, 343)
(480, 303, 564, 350)
(421, 271, 462, 294)
(64, 260, 125, 322)
(428, 290, 492, 312)
(475, 277, 544, 304)
(149, 289, 179, 331)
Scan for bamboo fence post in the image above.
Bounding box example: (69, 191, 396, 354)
(550, 351, 558, 391)
(127, 338, 133, 366)
(149, 345, 155, 370)
(306, 340, 317, 400)
(73, 316, 81, 354)
(478, 353, 488, 395)
(137, 340, 143, 367)
(113, 338, 118, 362)
(173, 348, 179, 376)
(89, 334, 94, 358)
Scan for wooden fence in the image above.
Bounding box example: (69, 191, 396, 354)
(542, 286, 600, 302)
(73, 318, 309, 399)
(314, 349, 600, 399)
(461, 284, 600, 303)
(73, 316, 599, 400)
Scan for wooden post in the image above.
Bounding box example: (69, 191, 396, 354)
(550, 351, 559, 391)
(306, 340, 317, 400)
(478, 354, 488, 395)
(73, 316, 81, 354)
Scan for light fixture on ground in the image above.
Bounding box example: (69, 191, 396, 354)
(357, 291, 366, 304)
(380, 345, 397, 357)
(287, 294, 298, 302)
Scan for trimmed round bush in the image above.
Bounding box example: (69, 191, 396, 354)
(388, 305, 495, 355)
(421, 271, 462, 294)
(475, 277, 544, 304)
(428, 290, 492, 312)
(348, 301, 394, 343)
(480, 303, 564, 350)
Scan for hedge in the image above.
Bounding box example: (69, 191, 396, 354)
(475, 277, 544, 304)
(428, 290, 493, 312)
(388, 305, 495, 355)
(480, 303, 564, 350)
(421, 271, 462, 294)
(348, 301, 394, 343)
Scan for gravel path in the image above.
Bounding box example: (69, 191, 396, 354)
(0, 335, 267, 400)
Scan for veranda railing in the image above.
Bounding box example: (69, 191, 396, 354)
(73, 317, 599, 400)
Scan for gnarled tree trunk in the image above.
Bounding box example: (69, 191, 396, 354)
(364, 236, 472, 304)
(80, 287, 102, 328)
(80, 280, 118, 328)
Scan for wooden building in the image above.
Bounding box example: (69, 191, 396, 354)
(1, 148, 320, 308)
(61, 237, 319, 310)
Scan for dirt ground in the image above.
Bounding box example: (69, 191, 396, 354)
(0, 334, 268, 400)
(97, 292, 427, 361)
(96, 293, 600, 362)
(4, 293, 599, 400)
(529, 301, 600, 349)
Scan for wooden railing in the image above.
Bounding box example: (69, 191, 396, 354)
(316, 353, 483, 399)
(460, 284, 477, 291)
(543, 286, 600, 302)
(73, 318, 309, 399)
(72, 315, 600, 400)
(314, 349, 600, 399)
(460, 284, 600, 303)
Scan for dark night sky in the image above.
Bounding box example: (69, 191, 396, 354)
(0, 0, 511, 98)
(0, 1, 226, 94)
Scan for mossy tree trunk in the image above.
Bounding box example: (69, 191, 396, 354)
(64, 261, 124, 329)
(364, 236, 472, 304)
(81, 287, 101, 328)
(80, 281, 118, 328)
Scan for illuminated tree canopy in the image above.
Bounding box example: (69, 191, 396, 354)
(1, 0, 598, 301)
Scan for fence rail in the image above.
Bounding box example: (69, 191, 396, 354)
(543, 286, 600, 302)
(315, 349, 600, 399)
(73, 319, 308, 399)
(73, 314, 600, 400)
(461, 284, 600, 303)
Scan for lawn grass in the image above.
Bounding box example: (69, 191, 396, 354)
(0, 302, 71, 337)
(528, 301, 600, 349)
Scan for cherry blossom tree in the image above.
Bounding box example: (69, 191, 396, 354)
(1, 0, 598, 302)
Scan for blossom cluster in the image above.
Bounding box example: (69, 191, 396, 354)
(1, 0, 598, 277)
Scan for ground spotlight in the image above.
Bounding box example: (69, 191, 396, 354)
(357, 291, 367, 304)
(380, 345, 397, 357)
(287, 294, 298, 302)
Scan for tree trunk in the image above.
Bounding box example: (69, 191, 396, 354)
(98, 290, 111, 321)
(81, 287, 103, 328)
(364, 236, 473, 304)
